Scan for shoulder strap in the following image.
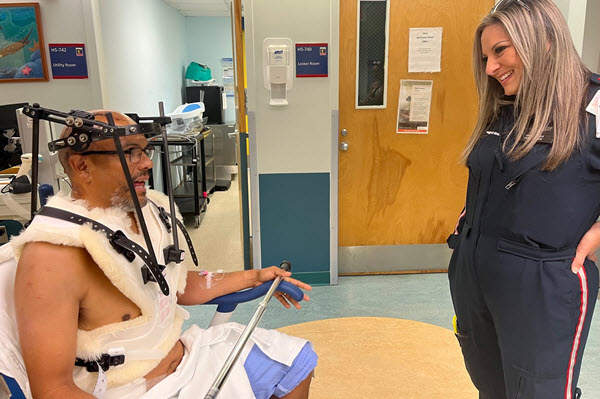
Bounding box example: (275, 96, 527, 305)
(36, 206, 169, 293)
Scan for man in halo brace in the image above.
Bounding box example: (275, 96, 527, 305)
(6, 110, 317, 399)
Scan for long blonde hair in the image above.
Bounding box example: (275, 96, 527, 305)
(463, 0, 591, 170)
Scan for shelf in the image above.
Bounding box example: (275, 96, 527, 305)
(173, 182, 197, 197)
(206, 181, 216, 193)
(170, 154, 198, 166)
(149, 138, 196, 146)
(175, 196, 206, 215)
(153, 126, 215, 222)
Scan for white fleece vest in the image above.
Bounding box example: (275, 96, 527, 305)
(11, 190, 191, 393)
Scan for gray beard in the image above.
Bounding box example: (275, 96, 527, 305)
(110, 185, 147, 212)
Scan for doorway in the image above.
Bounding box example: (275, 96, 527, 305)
(337, 0, 493, 274)
(163, 0, 251, 273)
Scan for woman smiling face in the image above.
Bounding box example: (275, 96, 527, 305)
(480, 23, 524, 96)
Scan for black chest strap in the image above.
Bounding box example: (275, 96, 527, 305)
(36, 206, 170, 294)
(148, 199, 198, 267)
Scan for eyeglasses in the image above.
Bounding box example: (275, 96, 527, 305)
(80, 145, 154, 164)
(490, 0, 530, 13)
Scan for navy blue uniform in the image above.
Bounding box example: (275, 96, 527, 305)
(448, 74, 600, 399)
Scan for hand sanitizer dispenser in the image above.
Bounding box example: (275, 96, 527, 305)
(263, 38, 293, 106)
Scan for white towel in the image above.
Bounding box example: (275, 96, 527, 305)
(0, 244, 31, 399)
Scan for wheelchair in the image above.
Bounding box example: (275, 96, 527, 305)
(0, 246, 303, 398)
(0, 106, 306, 398)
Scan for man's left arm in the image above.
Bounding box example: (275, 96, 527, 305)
(177, 267, 311, 308)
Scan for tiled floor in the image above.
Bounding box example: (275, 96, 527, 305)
(184, 174, 244, 273)
(185, 176, 600, 397)
(184, 274, 600, 397)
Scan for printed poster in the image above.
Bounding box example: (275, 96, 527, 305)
(397, 80, 433, 134)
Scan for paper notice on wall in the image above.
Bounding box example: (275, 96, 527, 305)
(222, 58, 235, 97)
(222, 57, 233, 69)
(408, 28, 442, 73)
(223, 76, 235, 97)
(222, 57, 234, 79)
(397, 80, 433, 134)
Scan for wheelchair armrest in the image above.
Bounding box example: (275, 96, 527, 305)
(205, 280, 304, 313)
(1, 373, 25, 399)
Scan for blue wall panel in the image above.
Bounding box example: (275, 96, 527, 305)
(259, 173, 330, 278)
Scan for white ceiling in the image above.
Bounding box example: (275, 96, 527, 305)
(161, 0, 232, 17)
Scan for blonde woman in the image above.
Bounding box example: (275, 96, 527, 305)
(447, 0, 600, 398)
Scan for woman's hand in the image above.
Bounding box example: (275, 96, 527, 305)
(254, 266, 312, 309)
(571, 221, 600, 273)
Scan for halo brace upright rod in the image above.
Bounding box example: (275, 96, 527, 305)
(204, 260, 293, 399)
(23, 103, 173, 295)
(30, 108, 40, 218)
(157, 101, 184, 264)
(105, 112, 171, 295)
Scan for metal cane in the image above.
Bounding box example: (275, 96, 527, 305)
(204, 260, 293, 399)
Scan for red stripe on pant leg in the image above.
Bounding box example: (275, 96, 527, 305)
(564, 267, 588, 399)
(453, 209, 466, 235)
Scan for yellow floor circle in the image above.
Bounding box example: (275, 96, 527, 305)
(277, 317, 478, 399)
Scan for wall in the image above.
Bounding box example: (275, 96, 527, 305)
(0, 0, 102, 111)
(247, 1, 332, 175)
(245, 0, 338, 284)
(561, 0, 600, 72)
(96, 0, 187, 116)
(580, 0, 600, 72)
(0, 0, 190, 115)
(552, 0, 570, 19)
(185, 16, 236, 122)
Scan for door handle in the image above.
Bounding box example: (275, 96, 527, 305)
(340, 142, 349, 151)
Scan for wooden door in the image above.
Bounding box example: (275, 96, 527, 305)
(338, 0, 493, 273)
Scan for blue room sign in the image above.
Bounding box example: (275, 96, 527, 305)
(48, 43, 88, 79)
(295, 43, 328, 78)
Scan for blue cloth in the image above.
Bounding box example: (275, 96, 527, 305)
(244, 342, 317, 399)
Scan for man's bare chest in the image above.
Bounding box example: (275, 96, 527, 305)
(77, 261, 142, 331)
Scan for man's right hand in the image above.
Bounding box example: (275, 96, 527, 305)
(253, 266, 312, 309)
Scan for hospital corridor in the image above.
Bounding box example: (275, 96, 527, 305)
(0, 0, 599, 398)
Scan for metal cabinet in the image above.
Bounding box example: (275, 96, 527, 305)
(149, 127, 214, 228)
(209, 123, 237, 190)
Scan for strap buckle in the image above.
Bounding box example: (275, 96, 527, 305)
(141, 263, 167, 284)
(164, 244, 185, 264)
(157, 206, 172, 233)
(109, 230, 136, 262)
(75, 353, 125, 373)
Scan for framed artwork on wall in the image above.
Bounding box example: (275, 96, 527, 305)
(0, 3, 48, 83)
